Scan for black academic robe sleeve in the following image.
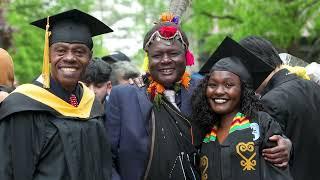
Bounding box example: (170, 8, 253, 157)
(257, 112, 293, 180)
(260, 92, 288, 132)
(258, 111, 283, 148)
(0, 112, 70, 180)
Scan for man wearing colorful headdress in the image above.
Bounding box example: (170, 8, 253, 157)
(0, 9, 112, 179)
(105, 12, 200, 180)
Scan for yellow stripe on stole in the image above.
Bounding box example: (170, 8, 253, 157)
(12, 82, 94, 119)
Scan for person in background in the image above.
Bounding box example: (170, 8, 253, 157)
(194, 37, 292, 180)
(0, 48, 15, 103)
(0, 9, 113, 179)
(102, 51, 131, 64)
(110, 61, 140, 86)
(239, 36, 320, 180)
(82, 57, 112, 104)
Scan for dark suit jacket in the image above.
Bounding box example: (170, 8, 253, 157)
(260, 69, 320, 180)
(105, 78, 200, 180)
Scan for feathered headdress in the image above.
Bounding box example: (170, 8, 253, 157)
(142, 0, 194, 72)
(169, 0, 192, 24)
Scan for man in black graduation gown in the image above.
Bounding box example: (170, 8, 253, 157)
(0, 9, 113, 180)
(238, 36, 320, 180)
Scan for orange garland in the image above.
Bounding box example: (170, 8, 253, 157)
(147, 71, 191, 105)
(179, 72, 191, 89)
(147, 81, 165, 95)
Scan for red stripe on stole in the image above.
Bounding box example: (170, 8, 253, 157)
(230, 117, 249, 127)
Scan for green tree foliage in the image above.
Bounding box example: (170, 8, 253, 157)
(5, 0, 320, 82)
(184, 0, 320, 63)
(134, 0, 167, 66)
(93, 0, 167, 68)
(5, 0, 94, 83)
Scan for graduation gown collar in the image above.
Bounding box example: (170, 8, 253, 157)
(261, 68, 298, 96)
(0, 81, 102, 120)
(47, 77, 82, 103)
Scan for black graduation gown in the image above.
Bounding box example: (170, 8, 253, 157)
(260, 69, 320, 180)
(0, 82, 111, 180)
(199, 111, 292, 180)
(144, 100, 200, 180)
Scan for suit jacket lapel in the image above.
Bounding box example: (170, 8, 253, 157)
(181, 78, 200, 117)
(136, 86, 153, 135)
(180, 86, 193, 117)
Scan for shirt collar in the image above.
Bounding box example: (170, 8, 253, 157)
(48, 77, 82, 103)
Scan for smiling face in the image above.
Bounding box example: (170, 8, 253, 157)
(147, 39, 186, 88)
(50, 42, 92, 92)
(206, 71, 242, 116)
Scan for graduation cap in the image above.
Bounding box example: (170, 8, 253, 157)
(30, 9, 113, 88)
(31, 9, 113, 49)
(199, 36, 274, 89)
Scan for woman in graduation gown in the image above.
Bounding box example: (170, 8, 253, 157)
(192, 37, 293, 180)
(0, 9, 112, 180)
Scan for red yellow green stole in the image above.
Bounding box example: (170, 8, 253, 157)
(203, 112, 250, 143)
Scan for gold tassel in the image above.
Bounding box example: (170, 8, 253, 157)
(141, 52, 149, 72)
(42, 16, 51, 88)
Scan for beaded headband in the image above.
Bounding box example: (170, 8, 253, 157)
(144, 26, 188, 50)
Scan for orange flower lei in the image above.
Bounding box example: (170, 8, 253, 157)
(147, 71, 191, 107)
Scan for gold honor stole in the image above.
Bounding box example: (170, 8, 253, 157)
(11, 82, 94, 119)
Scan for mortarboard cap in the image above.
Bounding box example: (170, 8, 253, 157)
(101, 51, 131, 64)
(199, 36, 274, 90)
(31, 9, 113, 50)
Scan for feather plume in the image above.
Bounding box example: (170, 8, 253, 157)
(169, 0, 192, 20)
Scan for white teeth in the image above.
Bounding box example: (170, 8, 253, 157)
(214, 99, 227, 103)
(161, 69, 173, 73)
(61, 68, 76, 72)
